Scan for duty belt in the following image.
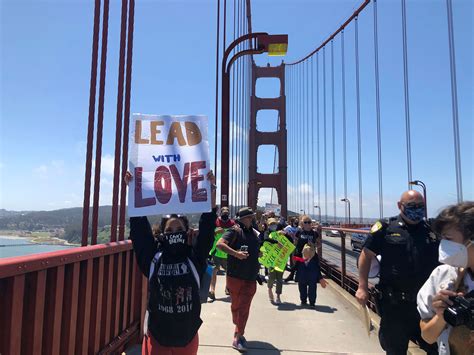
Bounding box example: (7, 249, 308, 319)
(381, 289, 416, 303)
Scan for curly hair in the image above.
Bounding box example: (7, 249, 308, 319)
(432, 201, 474, 241)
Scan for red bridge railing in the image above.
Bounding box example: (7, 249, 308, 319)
(318, 226, 378, 312)
(0, 242, 147, 355)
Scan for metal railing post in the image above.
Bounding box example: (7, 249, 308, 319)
(340, 231, 346, 289)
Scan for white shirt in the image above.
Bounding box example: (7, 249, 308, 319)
(417, 264, 473, 355)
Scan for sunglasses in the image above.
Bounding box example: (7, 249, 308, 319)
(303, 221, 312, 224)
(403, 202, 425, 209)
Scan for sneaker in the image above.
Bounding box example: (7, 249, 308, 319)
(300, 300, 307, 306)
(275, 295, 281, 305)
(232, 337, 247, 352)
(208, 291, 216, 301)
(309, 303, 316, 309)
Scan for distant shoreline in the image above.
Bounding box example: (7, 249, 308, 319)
(0, 230, 80, 247)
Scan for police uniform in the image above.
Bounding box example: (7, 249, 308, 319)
(364, 215, 439, 355)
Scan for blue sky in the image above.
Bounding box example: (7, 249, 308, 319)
(0, 0, 472, 219)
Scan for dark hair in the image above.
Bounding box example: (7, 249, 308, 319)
(432, 202, 474, 241)
(160, 214, 189, 233)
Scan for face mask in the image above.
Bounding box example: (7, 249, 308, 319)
(403, 206, 425, 223)
(269, 225, 277, 232)
(438, 239, 469, 267)
(160, 231, 189, 257)
(221, 214, 229, 221)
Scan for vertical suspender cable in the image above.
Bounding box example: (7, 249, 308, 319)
(305, 60, 309, 214)
(355, 16, 363, 223)
(311, 56, 315, 217)
(323, 47, 328, 223)
(111, 0, 129, 243)
(317, 53, 321, 214)
(373, 0, 384, 218)
(214, 0, 220, 176)
(401, 0, 413, 186)
(82, 0, 101, 246)
(341, 30, 348, 222)
(331, 40, 336, 222)
(119, 0, 136, 240)
(91, 0, 110, 244)
(306, 60, 310, 215)
(236, 0, 241, 210)
(446, 0, 463, 202)
(230, 0, 236, 216)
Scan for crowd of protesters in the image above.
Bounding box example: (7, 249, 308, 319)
(126, 170, 473, 355)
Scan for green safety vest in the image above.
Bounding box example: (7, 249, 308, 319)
(209, 228, 228, 259)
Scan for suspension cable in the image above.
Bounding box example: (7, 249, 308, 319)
(323, 47, 328, 223)
(341, 30, 348, 222)
(317, 53, 321, 215)
(373, 0, 383, 218)
(446, 0, 463, 202)
(214, 0, 220, 175)
(306, 60, 310, 215)
(401, 0, 412, 186)
(311, 56, 315, 217)
(355, 16, 363, 223)
(331, 40, 336, 222)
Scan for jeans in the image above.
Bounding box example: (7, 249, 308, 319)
(298, 282, 317, 305)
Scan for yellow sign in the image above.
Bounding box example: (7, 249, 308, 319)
(258, 232, 295, 271)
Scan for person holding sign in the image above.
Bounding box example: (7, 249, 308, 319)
(208, 206, 235, 301)
(260, 218, 294, 305)
(216, 207, 261, 353)
(126, 169, 217, 355)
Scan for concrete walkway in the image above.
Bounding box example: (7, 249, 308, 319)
(197, 274, 383, 354)
(125, 273, 384, 354)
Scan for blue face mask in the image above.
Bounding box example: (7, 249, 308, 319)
(403, 206, 425, 223)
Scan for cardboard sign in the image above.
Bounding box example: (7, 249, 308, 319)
(265, 203, 282, 216)
(259, 231, 295, 272)
(128, 114, 211, 217)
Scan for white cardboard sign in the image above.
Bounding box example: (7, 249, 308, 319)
(128, 114, 211, 217)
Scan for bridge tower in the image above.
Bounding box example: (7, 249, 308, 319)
(248, 62, 287, 217)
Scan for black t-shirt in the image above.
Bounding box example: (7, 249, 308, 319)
(222, 223, 260, 281)
(295, 229, 319, 256)
(364, 215, 439, 292)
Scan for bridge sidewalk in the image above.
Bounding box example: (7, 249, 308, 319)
(126, 274, 384, 354)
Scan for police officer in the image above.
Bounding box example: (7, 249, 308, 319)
(356, 190, 439, 355)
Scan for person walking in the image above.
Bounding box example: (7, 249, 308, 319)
(126, 170, 217, 355)
(356, 190, 439, 354)
(216, 207, 261, 352)
(294, 244, 327, 308)
(208, 207, 234, 301)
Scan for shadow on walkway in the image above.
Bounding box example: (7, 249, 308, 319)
(276, 302, 337, 314)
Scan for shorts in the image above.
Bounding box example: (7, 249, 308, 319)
(212, 255, 227, 270)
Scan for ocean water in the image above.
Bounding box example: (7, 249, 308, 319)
(0, 236, 73, 259)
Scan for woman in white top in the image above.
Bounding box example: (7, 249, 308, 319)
(417, 202, 474, 355)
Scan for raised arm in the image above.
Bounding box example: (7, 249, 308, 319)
(129, 216, 157, 278)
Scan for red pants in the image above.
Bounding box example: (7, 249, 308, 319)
(226, 276, 257, 336)
(142, 333, 199, 355)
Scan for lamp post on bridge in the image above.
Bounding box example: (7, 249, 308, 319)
(314, 205, 321, 224)
(409, 180, 427, 218)
(340, 198, 351, 225)
(300, 209, 305, 215)
(220, 33, 288, 207)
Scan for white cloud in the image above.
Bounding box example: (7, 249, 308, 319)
(33, 160, 65, 179)
(33, 165, 48, 179)
(101, 154, 115, 175)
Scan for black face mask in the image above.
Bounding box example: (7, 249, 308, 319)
(221, 214, 229, 221)
(160, 231, 190, 257)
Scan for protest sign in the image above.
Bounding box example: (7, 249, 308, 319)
(259, 231, 295, 272)
(264, 203, 282, 216)
(128, 114, 211, 217)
